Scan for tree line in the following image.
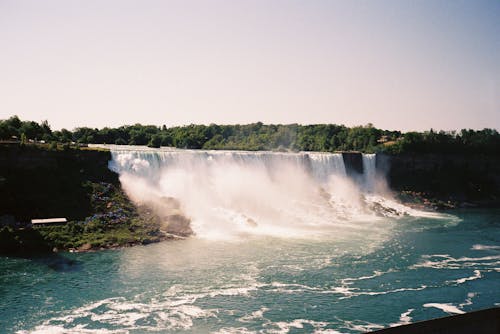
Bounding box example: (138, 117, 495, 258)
(1, 115, 499, 154)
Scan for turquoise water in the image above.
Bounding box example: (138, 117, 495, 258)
(1, 209, 499, 333)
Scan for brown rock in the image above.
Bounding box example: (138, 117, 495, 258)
(164, 214, 193, 236)
(78, 243, 92, 251)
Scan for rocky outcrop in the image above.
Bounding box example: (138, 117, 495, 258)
(136, 197, 193, 237)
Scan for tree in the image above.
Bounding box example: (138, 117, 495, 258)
(129, 129, 148, 145)
(148, 134, 162, 148)
(20, 121, 42, 140)
(5, 115, 22, 129)
(115, 138, 127, 145)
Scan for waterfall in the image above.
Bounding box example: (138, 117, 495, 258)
(362, 154, 376, 192)
(101, 145, 429, 239)
(307, 152, 347, 183)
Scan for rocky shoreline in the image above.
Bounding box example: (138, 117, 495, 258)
(66, 233, 186, 253)
(396, 190, 500, 211)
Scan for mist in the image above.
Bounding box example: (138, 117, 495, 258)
(108, 146, 438, 240)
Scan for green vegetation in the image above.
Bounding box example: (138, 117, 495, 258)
(0, 183, 163, 253)
(0, 181, 165, 255)
(39, 182, 162, 249)
(2, 115, 499, 154)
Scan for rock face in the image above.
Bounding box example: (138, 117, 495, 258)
(137, 197, 193, 237)
(342, 152, 363, 176)
(164, 214, 193, 236)
(378, 153, 500, 205)
(0, 145, 118, 222)
(78, 243, 92, 251)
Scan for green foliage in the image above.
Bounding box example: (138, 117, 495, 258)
(148, 134, 162, 148)
(376, 128, 500, 154)
(115, 137, 127, 145)
(1, 115, 499, 155)
(0, 115, 52, 142)
(0, 178, 163, 254)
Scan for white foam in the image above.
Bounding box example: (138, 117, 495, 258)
(339, 319, 385, 332)
(313, 330, 346, 334)
(347, 285, 428, 298)
(17, 325, 127, 334)
(448, 270, 482, 285)
(239, 307, 270, 323)
(265, 319, 329, 334)
(213, 327, 257, 334)
(399, 309, 414, 324)
(268, 281, 324, 293)
(341, 269, 394, 283)
(265, 281, 428, 300)
(412, 254, 500, 270)
(472, 244, 500, 251)
(18, 295, 219, 333)
(423, 303, 465, 314)
(389, 308, 414, 327)
(459, 292, 477, 308)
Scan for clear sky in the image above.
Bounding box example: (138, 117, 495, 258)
(0, 0, 499, 131)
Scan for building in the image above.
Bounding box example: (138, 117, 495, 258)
(31, 218, 68, 227)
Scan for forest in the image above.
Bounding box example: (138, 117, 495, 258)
(1, 115, 499, 155)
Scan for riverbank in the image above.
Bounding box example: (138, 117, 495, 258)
(395, 190, 500, 211)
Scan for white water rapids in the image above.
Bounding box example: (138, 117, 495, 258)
(104, 145, 444, 240)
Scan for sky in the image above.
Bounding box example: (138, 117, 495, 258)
(0, 0, 499, 131)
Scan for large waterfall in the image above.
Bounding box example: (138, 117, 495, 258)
(105, 146, 429, 239)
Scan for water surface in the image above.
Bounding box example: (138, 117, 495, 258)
(1, 209, 499, 333)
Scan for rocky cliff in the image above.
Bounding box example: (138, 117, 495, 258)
(377, 153, 500, 206)
(0, 144, 117, 221)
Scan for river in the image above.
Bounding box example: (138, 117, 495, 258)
(1, 209, 499, 333)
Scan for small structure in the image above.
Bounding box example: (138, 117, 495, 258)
(31, 218, 68, 227)
(377, 135, 389, 143)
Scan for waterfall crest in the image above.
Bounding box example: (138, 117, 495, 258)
(109, 149, 348, 184)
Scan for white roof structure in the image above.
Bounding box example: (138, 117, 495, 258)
(31, 218, 68, 225)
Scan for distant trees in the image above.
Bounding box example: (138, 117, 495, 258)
(0, 115, 53, 141)
(1, 115, 499, 155)
(383, 128, 500, 154)
(148, 134, 162, 148)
